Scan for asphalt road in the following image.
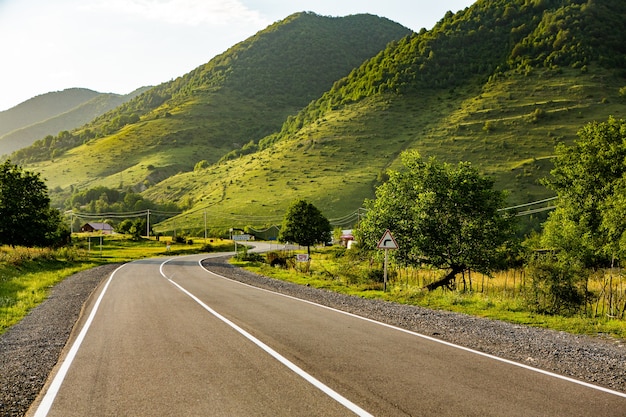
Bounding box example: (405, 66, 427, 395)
(28, 250, 626, 416)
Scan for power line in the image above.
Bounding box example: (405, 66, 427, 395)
(499, 196, 558, 211)
(515, 206, 557, 217)
(67, 195, 560, 230)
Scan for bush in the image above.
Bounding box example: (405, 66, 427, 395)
(366, 268, 385, 283)
(525, 254, 587, 316)
(234, 247, 264, 262)
(266, 251, 291, 268)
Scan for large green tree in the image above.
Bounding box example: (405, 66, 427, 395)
(278, 199, 331, 256)
(0, 160, 66, 247)
(542, 116, 626, 264)
(358, 151, 515, 291)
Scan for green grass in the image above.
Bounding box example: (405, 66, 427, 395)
(233, 246, 626, 340)
(0, 255, 97, 334)
(0, 235, 234, 335)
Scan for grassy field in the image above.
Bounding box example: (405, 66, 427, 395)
(0, 235, 234, 335)
(233, 246, 626, 340)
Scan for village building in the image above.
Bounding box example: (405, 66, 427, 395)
(80, 222, 114, 234)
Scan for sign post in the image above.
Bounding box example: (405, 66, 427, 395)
(377, 229, 398, 292)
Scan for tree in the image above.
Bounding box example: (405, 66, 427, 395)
(117, 219, 134, 234)
(278, 199, 331, 256)
(358, 151, 515, 291)
(542, 116, 626, 264)
(0, 160, 66, 247)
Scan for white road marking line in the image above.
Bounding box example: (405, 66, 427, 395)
(160, 258, 373, 417)
(195, 256, 626, 400)
(33, 264, 127, 417)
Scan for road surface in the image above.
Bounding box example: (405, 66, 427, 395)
(29, 250, 626, 416)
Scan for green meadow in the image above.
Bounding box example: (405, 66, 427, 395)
(0, 235, 233, 335)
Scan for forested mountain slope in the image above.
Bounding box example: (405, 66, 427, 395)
(0, 88, 149, 156)
(143, 0, 626, 233)
(15, 13, 411, 204)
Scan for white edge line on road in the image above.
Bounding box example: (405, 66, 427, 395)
(194, 257, 626, 400)
(33, 264, 127, 417)
(160, 257, 374, 417)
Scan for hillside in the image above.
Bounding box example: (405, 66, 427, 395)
(0, 88, 149, 156)
(0, 88, 100, 136)
(143, 0, 626, 234)
(16, 12, 411, 203)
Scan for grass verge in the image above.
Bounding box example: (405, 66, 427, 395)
(232, 247, 626, 340)
(0, 235, 234, 335)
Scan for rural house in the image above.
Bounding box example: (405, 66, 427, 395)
(80, 222, 114, 234)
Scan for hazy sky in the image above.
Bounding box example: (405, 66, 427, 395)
(0, 0, 475, 111)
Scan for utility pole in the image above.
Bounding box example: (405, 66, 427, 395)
(146, 209, 150, 238)
(204, 210, 207, 244)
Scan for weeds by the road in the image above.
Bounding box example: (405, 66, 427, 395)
(233, 246, 626, 340)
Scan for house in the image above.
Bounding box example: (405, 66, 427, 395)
(80, 222, 114, 234)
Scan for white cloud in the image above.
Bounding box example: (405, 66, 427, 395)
(86, 0, 266, 26)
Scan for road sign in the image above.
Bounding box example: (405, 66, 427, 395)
(233, 234, 252, 241)
(296, 254, 309, 262)
(377, 229, 398, 250)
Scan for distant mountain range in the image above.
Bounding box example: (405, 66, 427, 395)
(0, 87, 150, 156)
(8, 1, 626, 234)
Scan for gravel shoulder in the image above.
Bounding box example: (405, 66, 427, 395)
(2, 257, 624, 416)
(0, 264, 121, 417)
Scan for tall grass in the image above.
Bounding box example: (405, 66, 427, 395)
(236, 246, 626, 339)
(0, 235, 234, 335)
(0, 245, 95, 334)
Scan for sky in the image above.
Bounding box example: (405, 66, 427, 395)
(0, 0, 475, 112)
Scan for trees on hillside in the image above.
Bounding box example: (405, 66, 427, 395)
(358, 151, 515, 291)
(0, 161, 68, 247)
(278, 199, 331, 256)
(542, 116, 626, 264)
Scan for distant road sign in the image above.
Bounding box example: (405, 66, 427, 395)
(296, 254, 309, 262)
(233, 234, 252, 241)
(377, 229, 398, 250)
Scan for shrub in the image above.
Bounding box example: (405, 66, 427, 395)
(525, 254, 587, 316)
(266, 251, 290, 268)
(234, 247, 264, 262)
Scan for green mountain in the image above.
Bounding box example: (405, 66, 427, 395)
(15, 12, 411, 201)
(15, 2, 626, 236)
(0, 88, 149, 156)
(144, 0, 626, 233)
(0, 88, 101, 136)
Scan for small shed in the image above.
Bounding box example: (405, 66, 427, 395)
(80, 222, 114, 234)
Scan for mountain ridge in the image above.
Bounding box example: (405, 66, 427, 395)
(0, 88, 101, 136)
(10, 2, 626, 235)
(0, 87, 150, 156)
(148, 0, 626, 233)
(14, 12, 411, 201)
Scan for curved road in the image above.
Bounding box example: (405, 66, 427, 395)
(29, 249, 626, 416)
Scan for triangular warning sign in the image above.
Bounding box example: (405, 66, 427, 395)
(377, 229, 398, 249)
